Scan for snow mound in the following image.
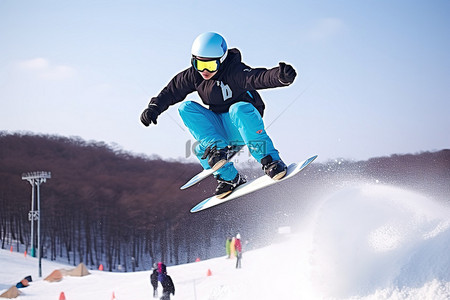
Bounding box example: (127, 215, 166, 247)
(308, 184, 450, 299)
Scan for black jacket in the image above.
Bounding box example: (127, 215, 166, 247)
(149, 48, 291, 117)
(161, 275, 175, 295)
(150, 269, 158, 289)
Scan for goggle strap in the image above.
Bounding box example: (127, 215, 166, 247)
(219, 50, 228, 63)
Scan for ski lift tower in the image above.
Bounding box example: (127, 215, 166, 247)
(22, 171, 51, 278)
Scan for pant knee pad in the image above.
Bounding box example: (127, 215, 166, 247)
(229, 102, 257, 120)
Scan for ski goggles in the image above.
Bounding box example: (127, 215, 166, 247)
(191, 57, 220, 73)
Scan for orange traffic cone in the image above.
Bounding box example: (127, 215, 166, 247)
(111, 291, 116, 300)
(98, 264, 104, 271)
(10, 246, 13, 252)
(59, 291, 66, 300)
(24, 250, 27, 257)
(207, 269, 212, 276)
(195, 257, 201, 262)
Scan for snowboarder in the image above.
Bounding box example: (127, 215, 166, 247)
(235, 233, 242, 269)
(150, 263, 158, 298)
(140, 32, 297, 198)
(160, 274, 175, 300)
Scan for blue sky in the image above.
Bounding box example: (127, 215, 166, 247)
(1, 0, 449, 165)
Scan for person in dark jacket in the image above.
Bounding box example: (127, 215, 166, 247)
(157, 262, 167, 283)
(141, 32, 297, 198)
(150, 263, 158, 298)
(160, 274, 175, 300)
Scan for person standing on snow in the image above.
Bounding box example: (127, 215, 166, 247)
(230, 236, 236, 258)
(160, 273, 175, 300)
(140, 32, 297, 198)
(157, 262, 167, 283)
(226, 236, 232, 258)
(235, 233, 243, 269)
(150, 263, 159, 298)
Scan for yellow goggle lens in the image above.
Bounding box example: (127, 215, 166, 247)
(195, 59, 219, 72)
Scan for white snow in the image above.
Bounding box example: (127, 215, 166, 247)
(1, 183, 449, 300)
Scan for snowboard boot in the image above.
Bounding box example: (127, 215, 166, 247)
(261, 155, 287, 180)
(201, 145, 230, 171)
(215, 173, 247, 199)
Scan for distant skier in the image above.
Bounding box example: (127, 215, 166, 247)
(230, 236, 236, 258)
(140, 32, 297, 198)
(226, 236, 232, 258)
(150, 263, 158, 298)
(157, 262, 167, 283)
(235, 233, 242, 269)
(160, 273, 175, 300)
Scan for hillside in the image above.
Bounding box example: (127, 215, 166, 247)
(0, 132, 449, 272)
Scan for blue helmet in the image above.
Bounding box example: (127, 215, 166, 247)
(191, 32, 228, 63)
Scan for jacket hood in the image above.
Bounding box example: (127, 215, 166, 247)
(225, 48, 242, 64)
(214, 48, 241, 77)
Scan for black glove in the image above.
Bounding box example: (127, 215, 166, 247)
(278, 62, 297, 85)
(140, 104, 160, 127)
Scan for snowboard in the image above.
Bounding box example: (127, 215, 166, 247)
(190, 155, 318, 213)
(180, 146, 244, 190)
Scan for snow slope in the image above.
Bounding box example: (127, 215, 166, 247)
(1, 183, 449, 300)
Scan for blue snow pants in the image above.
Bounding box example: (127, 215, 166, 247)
(178, 101, 281, 181)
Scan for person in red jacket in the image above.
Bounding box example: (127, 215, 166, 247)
(235, 233, 242, 269)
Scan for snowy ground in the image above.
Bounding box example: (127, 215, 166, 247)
(1, 183, 449, 300)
